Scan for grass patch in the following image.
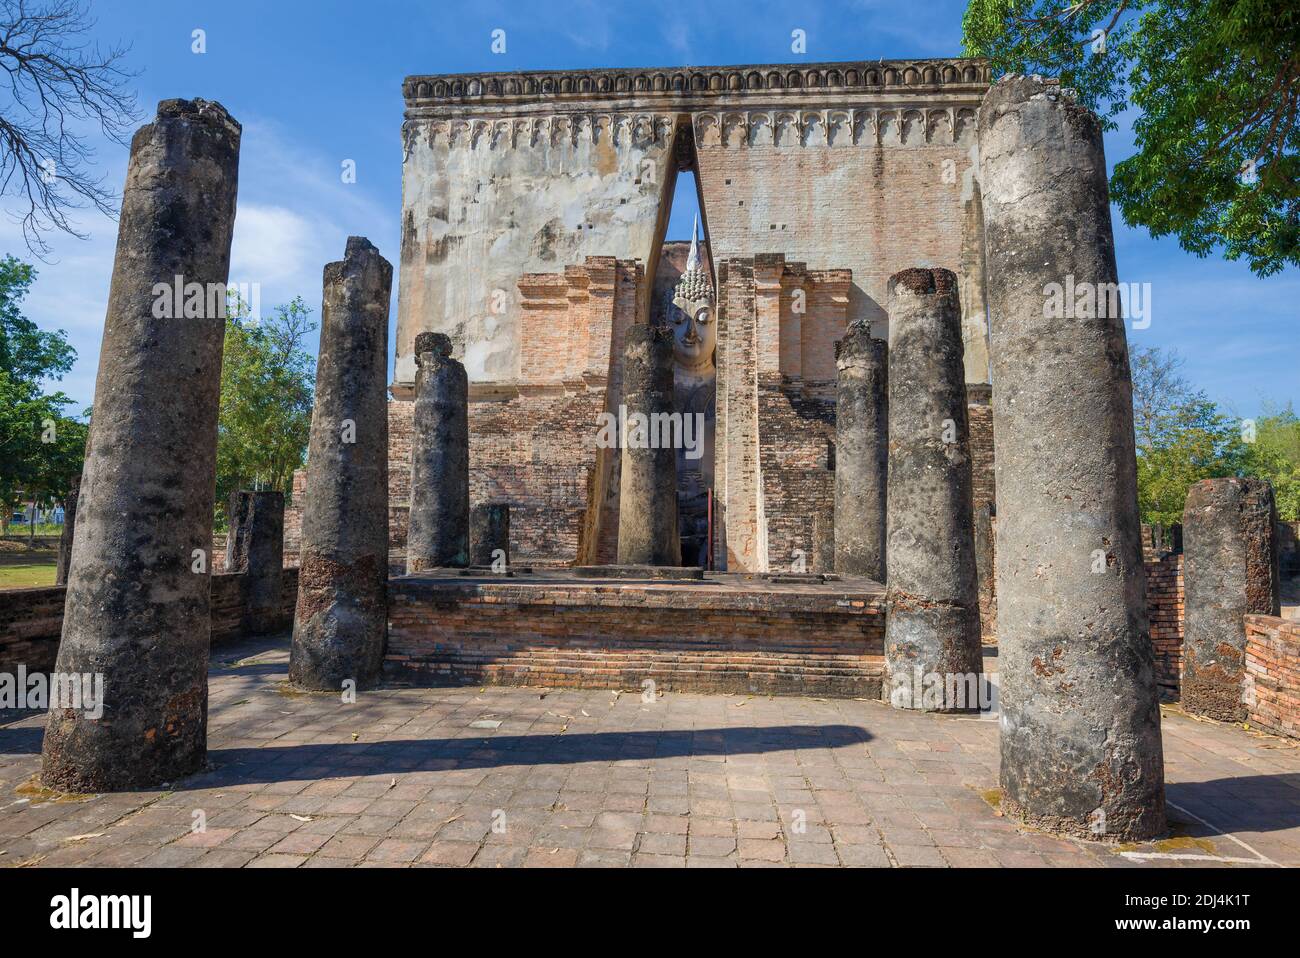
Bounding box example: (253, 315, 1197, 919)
(0, 561, 57, 589)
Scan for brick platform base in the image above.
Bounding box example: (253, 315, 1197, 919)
(386, 571, 885, 698)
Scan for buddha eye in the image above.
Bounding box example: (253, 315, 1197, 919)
(696, 309, 711, 324)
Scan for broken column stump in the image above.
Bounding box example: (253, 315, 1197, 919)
(883, 268, 981, 711)
(617, 324, 681, 566)
(470, 503, 510, 568)
(980, 74, 1165, 841)
(406, 332, 469, 572)
(834, 323, 888, 581)
(224, 490, 285, 635)
(1182, 477, 1279, 721)
(289, 237, 392, 692)
(40, 99, 241, 792)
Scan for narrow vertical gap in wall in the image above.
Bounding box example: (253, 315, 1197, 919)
(648, 122, 716, 569)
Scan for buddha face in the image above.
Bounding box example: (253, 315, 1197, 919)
(670, 298, 716, 371)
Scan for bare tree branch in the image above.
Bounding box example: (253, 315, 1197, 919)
(0, 0, 139, 257)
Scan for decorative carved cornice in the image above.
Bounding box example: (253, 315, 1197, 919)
(401, 104, 981, 152)
(401, 112, 681, 153)
(693, 106, 979, 148)
(403, 58, 991, 115)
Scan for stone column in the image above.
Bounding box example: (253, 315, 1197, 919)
(406, 332, 469, 572)
(973, 502, 997, 639)
(224, 490, 285, 635)
(470, 503, 510, 567)
(883, 268, 981, 711)
(834, 324, 888, 580)
(617, 324, 681, 566)
(289, 237, 391, 692)
(980, 74, 1165, 841)
(1182, 477, 1279, 721)
(55, 473, 80, 587)
(40, 99, 241, 792)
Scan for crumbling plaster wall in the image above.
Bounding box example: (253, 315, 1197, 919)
(397, 60, 993, 391)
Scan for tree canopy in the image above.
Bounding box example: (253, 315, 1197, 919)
(215, 295, 315, 524)
(0, 253, 86, 527)
(962, 0, 1300, 276)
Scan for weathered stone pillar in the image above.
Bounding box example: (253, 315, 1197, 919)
(470, 503, 510, 568)
(289, 237, 391, 692)
(883, 268, 981, 711)
(617, 324, 681, 566)
(834, 324, 888, 581)
(41, 99, 241, 792)
(1182, 477, 1279, 721)
(980, 74, 1165, 840)
(224, 490, 285, 635)
(55, 473, 80, 587)
(406, 332, 469, 572)
(973, 501, 997, 639)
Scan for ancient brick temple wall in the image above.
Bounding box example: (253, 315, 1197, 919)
(716, 254, 995, 574)
(692, 97, 989, 383)
(1244, 614, 1300, 739)
(1146, 550, 1185, 698)
(386, 257, 641, 567)
(395, 60, 993, 392)
(0, 569, 301, 676)
(386, 575, 885, 697)
(966, 384, 994, 511)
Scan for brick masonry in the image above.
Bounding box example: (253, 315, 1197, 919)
(0, 569, 300, 676)
(386, 571, 885, 698)
(1244, 614, 1300, 739)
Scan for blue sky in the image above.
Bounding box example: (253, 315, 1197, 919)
(3, 0, 1295, 418)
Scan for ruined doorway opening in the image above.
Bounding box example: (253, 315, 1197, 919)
(648, 129, 715, 568)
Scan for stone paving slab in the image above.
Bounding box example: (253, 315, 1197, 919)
(1, 636, 1297, 868)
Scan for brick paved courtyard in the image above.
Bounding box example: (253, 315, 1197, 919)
(2, 636, 1298, 868)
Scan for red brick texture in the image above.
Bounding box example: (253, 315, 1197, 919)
(0, 569, 300, 675)
(1244, 614, 1300, 739)
(386, 572, 885, 698)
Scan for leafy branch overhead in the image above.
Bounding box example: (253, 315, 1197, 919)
(963, 0, 1300, 275)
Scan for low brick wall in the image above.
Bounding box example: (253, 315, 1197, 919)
(1, 569, 299, 675)
(1244, 614, 1300, 739)
(0, 586, 65, 674)
(387, 572, 885, 698)
(1146, 551, 1184, 698)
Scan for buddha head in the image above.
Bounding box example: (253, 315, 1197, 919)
(667, 219, 716, 374)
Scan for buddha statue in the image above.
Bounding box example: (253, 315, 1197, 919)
(663, 218, 716, 567)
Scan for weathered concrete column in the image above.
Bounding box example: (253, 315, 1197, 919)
(470, 503, 510, 567)
(834, 324, 888, 581)
(55, 473, 80, 587)
(883, 268, 981, 711)
(41, 99, 241, 792)
(980, 74, 1165, 841)
(406, 332, 469, 572)
(617, 324, 681, 566)
(289, 237, 392, 692)
(224, 490, 285, 635)
(1182, 478, 1279, 721)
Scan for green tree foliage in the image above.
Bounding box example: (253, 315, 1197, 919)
(0, 254, 86, 531)
(963, 0, 1300, 276)
(1243, 402, 1300, 519)
(216, 295, 315, 525)
(1130, 346, 1248, 525)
